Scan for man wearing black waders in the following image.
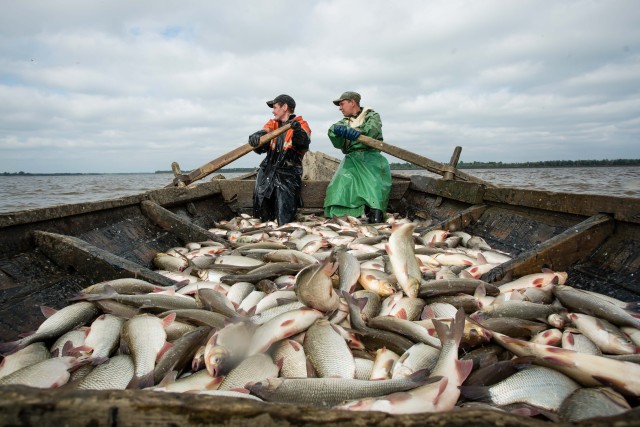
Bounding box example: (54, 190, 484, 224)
(248, 94, 311, 226)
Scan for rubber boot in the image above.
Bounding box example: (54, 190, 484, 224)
(368, 208, 384, 224)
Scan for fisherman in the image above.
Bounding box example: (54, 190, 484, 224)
(248, 94, 311, 226)
(324, 91, 391, 223)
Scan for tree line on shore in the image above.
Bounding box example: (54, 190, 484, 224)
(388, 158, 640, 170)
(3, 158, 639, 176)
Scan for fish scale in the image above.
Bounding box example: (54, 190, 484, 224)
(474, 366, 580, 411)
(304, 319, 355, 379)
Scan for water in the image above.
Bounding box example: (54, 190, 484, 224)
(1, 167, 638, 214)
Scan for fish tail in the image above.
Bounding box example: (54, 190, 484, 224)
(0, 338, 23, 355)
(433, 308, 465, 347)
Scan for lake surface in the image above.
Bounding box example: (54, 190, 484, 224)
(1, 166, 638, 213)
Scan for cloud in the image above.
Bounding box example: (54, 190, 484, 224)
(0, 0, 639, 173)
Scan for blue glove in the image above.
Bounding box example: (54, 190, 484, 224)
(334, 125, 360, 141)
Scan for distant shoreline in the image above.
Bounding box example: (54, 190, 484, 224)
(2, 159, 639, 176)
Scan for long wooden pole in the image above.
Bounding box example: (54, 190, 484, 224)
(168, 124, 291, 187)
(356, 135, 495, 187)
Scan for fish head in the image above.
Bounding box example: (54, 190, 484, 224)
(205, 345, 230, 377)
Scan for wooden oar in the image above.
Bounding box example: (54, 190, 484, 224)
(167, 124, 292, 187)
(355, 134, 495, 187)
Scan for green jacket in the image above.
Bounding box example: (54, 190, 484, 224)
(328, 109, 383, 153)
(324, 108, 391, 218)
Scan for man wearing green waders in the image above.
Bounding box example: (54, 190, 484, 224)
(324, 91, 391, 223)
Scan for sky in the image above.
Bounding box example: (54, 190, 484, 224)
(0, 0, 639, 173)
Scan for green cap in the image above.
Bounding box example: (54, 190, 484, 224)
(333, 91, 361, 106)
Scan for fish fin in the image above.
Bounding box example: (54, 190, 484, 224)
(206, 376, 224, 390)
(625, 302, 640, 315)
(161, 312, 177, 329)
(40, 306, 58, 318)
(459, 269, 474, 279)
(431, 377, 449, 406)
(459, 385, 492, 402)
(421, 305, 436, 320)
(0, 339, 24, 355)
(128, 372, 155, 389)
(395, 308, 408, 320)
(476, 253, 488, 265)
(157, 370, 178, 387)
(306, 358, 317, 378)
(457, 359, 474, 383)
(156, 341, 174, 361)
(474, 283, 487, 299)
(384, 391, 413, 403)
(64, 343, 93, 357)
(174, 279, 191, 290)
(91, 356, 109, 366)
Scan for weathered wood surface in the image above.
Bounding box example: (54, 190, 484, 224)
(481, 214, 615, 282)
(1, 387, 637, 427)
(409, 174, 640, 224)
(0, 181, 223, 229)
(140, 200, 229, 247)
(33, 231, 176, 287)
(423, 205, 488, 234)
(168, 125, 292, 187)
(357, 135, 495, 187)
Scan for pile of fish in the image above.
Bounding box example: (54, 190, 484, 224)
(1, 213, 639, 422)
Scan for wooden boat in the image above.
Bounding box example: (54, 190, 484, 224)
(1, 149, 639, 426)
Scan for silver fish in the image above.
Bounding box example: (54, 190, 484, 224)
(154, 326, 211, 384)
(0, 342, 50, 379)
(122, 313, 174, 388)
(386, 223, 421, 298)
(82, 314, 124, 364)
(295, 256, 339, 313)
(567, 313, 636, 355)
(0, 356, 79, 388)
(391, 343, 440, 379)
(272, 339, 308, 378)
(304, 319, 355, 379)
(248, 307, 324, 355)
(460, 365, 581, 413)
(76, 354, 135, 390)
(218, 353, 279, 391)
(559, 387, 631, 422)
(369, 347, 399, 380)
(247, 371, 434, 408)
(0, 302, 100, 353)
(554, 285, 640, 329)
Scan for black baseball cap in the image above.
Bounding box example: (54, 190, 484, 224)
(266, 94, 296, 110)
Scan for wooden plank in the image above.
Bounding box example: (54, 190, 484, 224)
(357, 135, 495, 186)
(139, 200, 230, 247)
(33, 231, 177, 287)
(410, 175, 486, 205)
(481, 213, 615, 283)
(168, 125, 292, 187)
(3, 386, 634, 427)
(484, 186, 640, 225)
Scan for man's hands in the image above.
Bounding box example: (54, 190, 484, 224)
(288, 119, 302, 132)
(333, 124, 361, 141)
(248, 131, 264, 147)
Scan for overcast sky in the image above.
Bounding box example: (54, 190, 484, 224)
(1, 0, 638, 173)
